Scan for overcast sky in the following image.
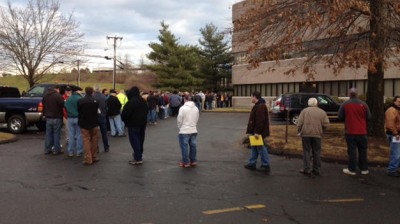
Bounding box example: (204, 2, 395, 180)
(0, 0, 239, 69)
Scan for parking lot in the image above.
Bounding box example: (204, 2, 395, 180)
(0, 112, 399, 224)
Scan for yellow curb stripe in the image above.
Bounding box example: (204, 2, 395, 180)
(202, 204, 265, 215)
(317, 198, 365, 203)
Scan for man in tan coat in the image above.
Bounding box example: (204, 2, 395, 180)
(297, 97, 329, 176)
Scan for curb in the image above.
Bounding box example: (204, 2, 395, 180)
(0, 133, 18, 144)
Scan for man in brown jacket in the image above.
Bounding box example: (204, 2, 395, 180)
(297, 98, 329, 176)
(244, 91, 271, 172)
(385, 96, 400, 177)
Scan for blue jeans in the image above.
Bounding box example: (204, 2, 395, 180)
(387, 135, 400, 173)
(195, 102, 201, 112)
(109, 114, 124, 136)
(345, 135, 368, 172)
(248, 144, 270, 167)
(67, 118, 83, 155)
(147, 109, 157, 123)
(98, 114, 109, 150)
(128, 126, 146, 161)
(179, 133, 197, 164)
(44, 118, 63, 153)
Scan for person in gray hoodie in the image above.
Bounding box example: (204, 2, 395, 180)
(297, 97, 329, 176)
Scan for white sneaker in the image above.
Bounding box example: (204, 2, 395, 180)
(343, 168, 356, 176)
(361, 170, 369, 175)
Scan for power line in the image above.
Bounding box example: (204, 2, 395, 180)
(106, 35, 123, 89)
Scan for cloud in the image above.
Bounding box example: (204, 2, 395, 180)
(0, 0, 238, 68)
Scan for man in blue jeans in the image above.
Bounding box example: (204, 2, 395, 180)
(121, 86, 149, 165)
(244, 91, 271, 172)
(385, 96, 400, 177)
(43, 86, 64, 155)
(177, 93, 199, 168)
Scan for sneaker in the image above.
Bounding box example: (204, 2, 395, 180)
(76, 153, 83, 157)
(343, 168, 356, 176)
(299, 169, 311, 175)
(244, 164, 256, 170)
(104, 147, 110, 152)
(129, 160, 143, 165)
(387, 171, 400, 177)
(44, 151, 52, 155)
(67, 154, 74, 158)
(312, 170, 320, 176)
(190, 162, 197, 167)
(179, 162, 190, 168)
(260, 165, 271, 172)
(52, 151, 63, 155)
(361, 170, 369, 175)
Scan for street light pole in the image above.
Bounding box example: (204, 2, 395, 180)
(106, 35, 123, 90)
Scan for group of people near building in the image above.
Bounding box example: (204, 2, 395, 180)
(42, 84, 400, 176)
(42, 84, 201, 167)
(245, 88, 400, 178)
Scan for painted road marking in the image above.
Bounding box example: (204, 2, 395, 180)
(317, 198, 365, 203)
(202, 204, 266, 215)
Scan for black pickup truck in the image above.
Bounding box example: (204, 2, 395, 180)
(0, 84, 79, 133)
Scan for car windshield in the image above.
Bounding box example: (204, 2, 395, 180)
(26, 86, 46, 97)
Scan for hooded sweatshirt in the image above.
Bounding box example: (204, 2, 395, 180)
(177, 101, 199, 134)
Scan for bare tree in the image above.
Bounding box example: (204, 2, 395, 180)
(0, 0, 85, 87)
(234, 0, 400, 137)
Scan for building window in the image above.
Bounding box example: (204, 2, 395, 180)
(384, 79, 394, 97)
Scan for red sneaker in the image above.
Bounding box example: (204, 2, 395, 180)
(179, 162, 190, 168)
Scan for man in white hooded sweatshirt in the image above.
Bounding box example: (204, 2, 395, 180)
(177, 92, 200, 168)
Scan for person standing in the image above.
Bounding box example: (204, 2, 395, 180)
(385, 96, 400, 177)
(93, 85, 110, 152)
(78, 87, 100, 165)
(64, 87, 83, 157)
(62, 86, 72, 145)
(297, 98, 329, 176)
(121, 87, 149, 165)
(177, 93, 200, 168)
(107, 89, 124, 137)
(338, 88, 371, 175)
(43, 86, 65, 155)
(117, 89, 128, 133)
(169, 91, 182, 117)
(146, 91, 158, 125)
(244, 91, 271, 172)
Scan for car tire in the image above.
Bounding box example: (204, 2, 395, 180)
(290, 114, 300, 125)
(7, 114, 26, 134)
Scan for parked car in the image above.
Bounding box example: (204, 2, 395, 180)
(271, 94, 282, 114)
(272, 92, 341, 124)
(0, 83, 80, 134)
(0, 86, 21, 98)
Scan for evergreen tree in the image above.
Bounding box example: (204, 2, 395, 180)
(198, 23, 233, 92)
(147, 21, 202, 90)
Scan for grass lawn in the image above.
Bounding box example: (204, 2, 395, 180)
(0, 132, 16, 143)
(267, 123, 390, 165)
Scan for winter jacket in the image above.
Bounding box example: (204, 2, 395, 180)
(43, 89, 64, 119)
(64, 92, 82, 118)
(106, 95, 122, 116)
(385, 106, 400, 135)
(121, 88, 148, 127)
(169, 94, 182, 107)
(297, 106, 329, 138)
(78, 95, 99, 129)
(177, 101, 199, 134)
(93, 92, 107, 115)
(338, 97, 371, 135)
(246, 98, 270, 137)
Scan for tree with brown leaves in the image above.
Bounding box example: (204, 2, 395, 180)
(234, 0, 400, 137)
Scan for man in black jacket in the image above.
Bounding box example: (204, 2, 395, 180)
(43, 86, 64, 155)
(107, 89, 124, 137)
(244, 91, 271, 172)
(121, 86, 149, 165)
(78, 87, 100, 165)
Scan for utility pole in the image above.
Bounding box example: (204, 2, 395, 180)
(77, 59, 80, 87)
(106, 35, 123, 89)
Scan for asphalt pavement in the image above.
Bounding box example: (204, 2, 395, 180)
(0, 112, 399, 224)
